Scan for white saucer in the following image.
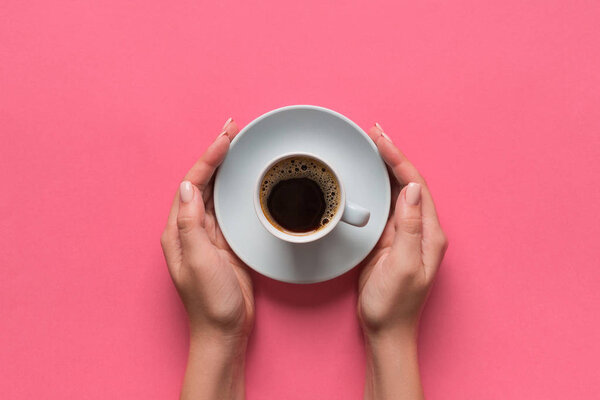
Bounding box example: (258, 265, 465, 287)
(214, 105, 390, 283)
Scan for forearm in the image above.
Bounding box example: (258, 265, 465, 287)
(364, 328, 424, 400)
(181, 332, 247, 400)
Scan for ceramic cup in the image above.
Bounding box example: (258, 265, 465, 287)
(253, 151, 370, 244)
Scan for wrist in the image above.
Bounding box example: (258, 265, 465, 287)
(189, 327, 248, 361)
(363, 326, 424, 400)
(364, 326, 418, 357)
(182, 329, 247, 400)
(362, 319, 419, 344)
(188, 311, 252, 346)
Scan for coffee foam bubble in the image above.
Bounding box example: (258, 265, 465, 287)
(260, 156, 340, 229)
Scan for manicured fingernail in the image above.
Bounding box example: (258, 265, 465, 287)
(375, 122, 392, 142)
(222, 117, 233, 130)
(406, 183, 421, 205)
(179, 181, 194, 203)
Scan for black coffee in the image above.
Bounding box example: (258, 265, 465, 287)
(259, 156, 340, 233)
(267, 178, 325, 232)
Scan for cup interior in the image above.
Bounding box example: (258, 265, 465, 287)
(254, 152, 346, 244)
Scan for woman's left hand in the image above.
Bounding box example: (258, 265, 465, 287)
(357, 123, 448, 400)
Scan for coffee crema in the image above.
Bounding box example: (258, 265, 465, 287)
(259, 156, 340, 233)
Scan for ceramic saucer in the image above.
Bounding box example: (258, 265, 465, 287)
(214, 105, 390, 283)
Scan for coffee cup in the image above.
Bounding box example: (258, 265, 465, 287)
(253, 152, 370, 243)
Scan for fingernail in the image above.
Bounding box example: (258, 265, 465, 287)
(375, 122, 392, 142)
(406, 183, 421, 205)
(222, 117, 233, 130)
(179, 181, 194, 203)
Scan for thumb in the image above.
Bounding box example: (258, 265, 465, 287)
(392, 182, 423, 266)
(177, 181, 207, 252)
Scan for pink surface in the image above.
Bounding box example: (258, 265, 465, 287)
(1, 1, 599, 398)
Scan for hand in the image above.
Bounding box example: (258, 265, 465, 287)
(358, 123, 448, 399)
(160, 118, 253, 399)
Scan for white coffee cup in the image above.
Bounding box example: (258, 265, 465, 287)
(253, 152, 370, 244)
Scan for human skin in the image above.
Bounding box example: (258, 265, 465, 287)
(160, 118, 253, 400)
(358, 123, 448, 400)
(160, 119, 447, 399)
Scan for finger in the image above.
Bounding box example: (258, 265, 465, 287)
(162, 184, 182, 272)
(378, 219, 396, 249)
(368, 125, 401, 215)
(367, 125, 381, 142)
(166, 188, 180, 231)
(165, 118, 239, 237)
(370, 123, 447, 279)
(177, 180, 210, 254)
(184, 132, 230, 193)
(422, 226, 448, 279)
(391, 183, 423, 270)
(388, 173, 402, 215)
(367, 123, 392, 143)
(371, 124, 440, 225)
(198, 119, 240, 203)
(160, 222, 179, 274)
(222, 117, 241, 140)
(371, 124, 423, 185)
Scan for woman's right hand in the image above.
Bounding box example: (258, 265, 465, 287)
(160, 118, 254, 400)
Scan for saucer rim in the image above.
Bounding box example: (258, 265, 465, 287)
(214, 104, 390, 284)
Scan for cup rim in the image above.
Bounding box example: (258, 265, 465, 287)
(253, 151, 346, 244)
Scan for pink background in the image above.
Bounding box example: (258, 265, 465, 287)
(1, 1, 599, 398)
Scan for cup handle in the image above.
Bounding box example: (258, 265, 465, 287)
(341, 201, 370, 227)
